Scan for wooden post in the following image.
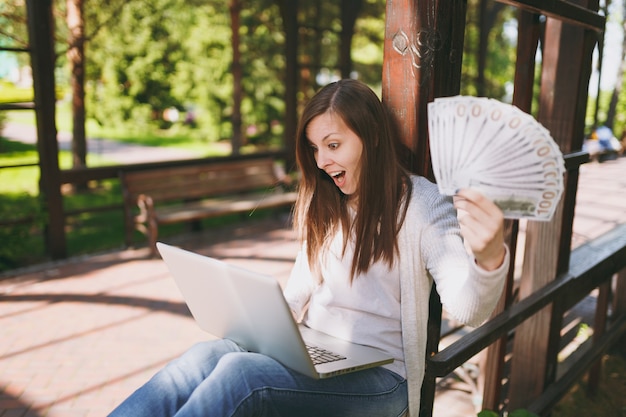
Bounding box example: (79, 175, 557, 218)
(614, 269, 626, 356)
(420, 287, 442, 417)
(507, 1, 598, 409)
(279, 0, 298, 172)
(587, 281, 610, 396)
(381, 0, 466, 179)
(381, 2, 467, 416)
(481, 10, 540, 412)
(26, 0, 67, 259)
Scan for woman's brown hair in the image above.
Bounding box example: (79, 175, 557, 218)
(293, 79, 412, 281)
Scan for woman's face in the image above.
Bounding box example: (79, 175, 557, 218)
(306, 111, 364, 196)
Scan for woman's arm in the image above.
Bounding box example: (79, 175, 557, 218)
(422, 187, 509, 327)
(283, 248, 316, 322)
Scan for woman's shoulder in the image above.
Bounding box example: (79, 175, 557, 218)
(408, 174, 441, 202)
(404, 174, 455, 218)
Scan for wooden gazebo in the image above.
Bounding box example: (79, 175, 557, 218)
(13, 0, 626, 415)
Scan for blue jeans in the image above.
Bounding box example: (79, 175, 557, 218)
(108, 339, 407, 417)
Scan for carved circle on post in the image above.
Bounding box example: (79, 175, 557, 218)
(422, 30, 442, 52)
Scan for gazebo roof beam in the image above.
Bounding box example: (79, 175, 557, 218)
(498, 0, 605, 32)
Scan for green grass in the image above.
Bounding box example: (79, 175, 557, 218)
(0, 140, 39, 192)
(0, 124, 157, 270)
(0, 80, 34, 103)
(0, 136, 164, 270)
(0, 80, 65, 104)
(551, 353, 626, 417)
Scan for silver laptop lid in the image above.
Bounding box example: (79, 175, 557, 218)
(156, 242, 318, 378)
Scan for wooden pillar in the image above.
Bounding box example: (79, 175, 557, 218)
(481, 9, 541, 412)
(507, 1, 598, 409)
(381, 2, 467, 416)
(381, 0, 466, 179)
(614, 269, 626, 356)
(280, 0, 298, 172)
(26, 0, 67, 259)
(587, 281, 611, 396)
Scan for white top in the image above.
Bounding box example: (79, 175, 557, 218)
(287, 228, 405, 376)
(284, 175, 509, 416)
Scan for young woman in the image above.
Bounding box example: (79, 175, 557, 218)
(108, 79, 508, 417)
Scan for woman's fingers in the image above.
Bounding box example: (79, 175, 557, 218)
(453, 189, 506, 271)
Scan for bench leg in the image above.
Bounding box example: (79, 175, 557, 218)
(124, 226, 134, 248)
(190, 219, 203, 232)
(148, 218, 159, 258)
(123, 209, 134, 248)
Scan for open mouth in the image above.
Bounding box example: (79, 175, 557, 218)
(330, 171, 346, 187)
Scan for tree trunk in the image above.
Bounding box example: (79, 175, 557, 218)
(592, 0, 610, 128)
(67, 0, 87, 185)
(605, 0, 626, 130)
(476, 0, 505, 96)
(339, 0, 362, 79)
(278, 0, 298, 172)
(230, 0, 243, 155)
(477, 0, 488, 96)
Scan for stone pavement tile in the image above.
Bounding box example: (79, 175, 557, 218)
(0, 217, 300, 417)
(572, 158, 626, 247)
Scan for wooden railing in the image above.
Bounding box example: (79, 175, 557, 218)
(0, 150, 290, 228)
(420, 223, 626, 416)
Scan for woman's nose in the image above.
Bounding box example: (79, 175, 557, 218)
(316, 149, 328, 169)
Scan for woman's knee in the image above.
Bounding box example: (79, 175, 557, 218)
(161, 339, 242, 381)
(213, 352, 293, 388)
(179, 339, 240, 363)
(216, 351, 278, 375)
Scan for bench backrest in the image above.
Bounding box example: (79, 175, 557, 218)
(120, 158, 284, 204)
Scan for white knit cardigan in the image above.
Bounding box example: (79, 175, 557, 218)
(286, 175, 508, 415)
(398, 175, 508, 416)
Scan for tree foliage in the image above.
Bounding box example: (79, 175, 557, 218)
(1, 0, 576, 149)
(461, 0, 518, 101)
(84, 0, 288, 145)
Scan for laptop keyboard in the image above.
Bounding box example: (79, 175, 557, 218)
(306, 344, 347, 365)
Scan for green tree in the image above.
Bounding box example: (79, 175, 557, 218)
(605, 0, 626, 135)
(351, 0, 386, 88)
(86, 0, 191, 131)
(0, 0, 30, 65)
(238, 0, 287, 146)
(85, 0, 288, 148)
(462, 0, 517, 101)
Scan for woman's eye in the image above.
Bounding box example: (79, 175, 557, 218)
(329, 143, 339, 150)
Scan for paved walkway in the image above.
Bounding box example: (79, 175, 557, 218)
(1, 123, 200, 164)
(0, 156, 625, 417)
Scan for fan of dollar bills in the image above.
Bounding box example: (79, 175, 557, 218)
(427, 96, 565, 221)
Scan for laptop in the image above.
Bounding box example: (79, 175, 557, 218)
(156, 242, 394, 379)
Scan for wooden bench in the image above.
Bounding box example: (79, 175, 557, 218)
(120, 157, 297, 256)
